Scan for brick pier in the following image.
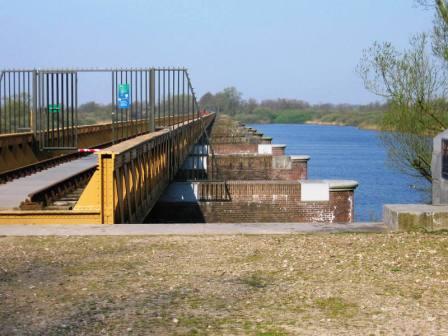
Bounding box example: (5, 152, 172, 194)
(146, 115, 358, 224)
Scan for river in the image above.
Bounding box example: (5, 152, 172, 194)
(250, 124, 429, 222)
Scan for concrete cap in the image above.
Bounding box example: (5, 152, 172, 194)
(272, 144, 286, 148)
(301, 179, 358, 190)
(384, 204, 448, 213)
(326, 180, 358, 190)
(290, 155, 310, 161)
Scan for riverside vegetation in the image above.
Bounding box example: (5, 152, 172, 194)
(199, 87, 385, 129)
(67, 93, 385, 130)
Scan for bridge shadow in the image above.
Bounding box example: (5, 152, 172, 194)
(144, 202, 206, 223)
(143, 182, 207, 223)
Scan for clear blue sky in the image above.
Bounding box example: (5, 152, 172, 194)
(0, 0, 434, 104)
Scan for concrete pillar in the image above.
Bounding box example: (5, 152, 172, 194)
(432, 129, 448, 205)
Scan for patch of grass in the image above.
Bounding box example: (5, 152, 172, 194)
(179, 316, 210, 331)
(257, 331, 288, 336)
(240, 272, 272, 289)
(256, 325, 289, 336)
(176, 315, 239, 335)
(63, 258, 140, 276)
(246, 249, 264, 262)
(423, 229, 448, 235)
(315, 297, 359, 319)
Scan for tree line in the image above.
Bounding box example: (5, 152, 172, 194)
(199, 87, 386, 127)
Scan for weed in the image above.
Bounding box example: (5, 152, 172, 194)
(315, 297, 359, 319)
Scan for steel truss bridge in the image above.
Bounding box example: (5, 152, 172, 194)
(0, 68, 216, 224)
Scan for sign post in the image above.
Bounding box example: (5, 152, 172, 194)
(117, 83, 130, 109)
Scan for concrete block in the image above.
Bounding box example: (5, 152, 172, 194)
(272, 156, 292, 169)
(301, 181, 330, 201)
(258, 144, 272, 154)
(384, 204, 448, 231)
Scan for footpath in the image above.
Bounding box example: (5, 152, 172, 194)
(0, 222, 386, 236)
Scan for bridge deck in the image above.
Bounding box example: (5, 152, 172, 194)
(0, 155, 97, 209)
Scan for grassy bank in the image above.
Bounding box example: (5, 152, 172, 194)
(1, 233, 447, 335)
(233, 108, 383, 129)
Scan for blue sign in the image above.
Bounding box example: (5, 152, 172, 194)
(117, 83, 130, 109)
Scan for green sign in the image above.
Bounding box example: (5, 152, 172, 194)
(118, 84, 129, 96)
(48, 104, 62, 113)
(118, 83, 130, 109)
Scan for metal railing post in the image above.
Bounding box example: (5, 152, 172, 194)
(150, 69, 155, 132)
(111, 71, 115, 145)
(31, 70, 37, 134)
(0, 71, 3, 133)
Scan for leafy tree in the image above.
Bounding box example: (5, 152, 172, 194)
(199, 92, 214, 108)
(358, 16, 448, 184)
(417, 1, 448, 60)
(245, 98, 258, 114)
(198, 87, 242, 115)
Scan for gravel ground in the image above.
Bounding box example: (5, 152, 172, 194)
(1, 233, 448, 335)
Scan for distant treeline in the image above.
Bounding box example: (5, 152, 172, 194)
(78, 95, 195, 125)
(1, 90, 385, 131)
(199, 87, 387, 128)
(78, 102, 112, 125)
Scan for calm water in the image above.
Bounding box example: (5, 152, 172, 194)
(250, 124, 428, 222)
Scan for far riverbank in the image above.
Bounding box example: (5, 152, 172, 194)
(303, 120, 380, 130)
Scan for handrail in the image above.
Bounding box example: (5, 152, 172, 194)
(74, 113, 215, 223)
(0, 67, 188, 72)
(0, 67, 203, 140)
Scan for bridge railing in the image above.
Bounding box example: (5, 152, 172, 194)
(0, 70, 34, 134)
(74, 113, 216, 223)
(111, 68, 201, 144)
(0, 68, 203, 150)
